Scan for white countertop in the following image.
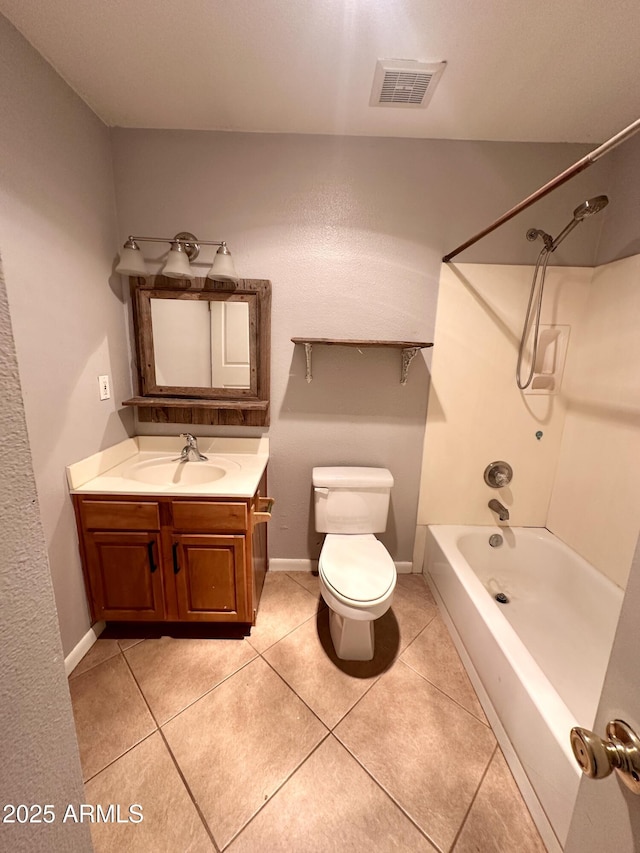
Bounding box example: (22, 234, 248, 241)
(67, 436, 269, 498)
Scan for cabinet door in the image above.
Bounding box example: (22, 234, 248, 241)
(85, 531, 165, 621)
(172, 534, 249, 622)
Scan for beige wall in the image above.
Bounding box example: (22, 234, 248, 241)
(0, 15, 133, 654)
(417, 262, 592, 526)
(547, 254, 640, 588)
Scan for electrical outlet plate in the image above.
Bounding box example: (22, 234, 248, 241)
(98, 375, 111, 400)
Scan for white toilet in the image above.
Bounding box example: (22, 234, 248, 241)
(312, 466, 397, 661)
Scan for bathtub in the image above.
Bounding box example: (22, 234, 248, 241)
(425, 525, 623, 851)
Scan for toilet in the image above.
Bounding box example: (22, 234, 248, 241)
(312, 466, 396, 661)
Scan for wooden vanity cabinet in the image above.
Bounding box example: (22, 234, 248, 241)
(73, 483, 268, 628)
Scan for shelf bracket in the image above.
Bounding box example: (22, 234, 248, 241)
(401, 347, 421, 386)
(303, 342, 313, 383)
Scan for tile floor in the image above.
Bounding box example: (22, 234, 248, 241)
(68, 572, 547, 853)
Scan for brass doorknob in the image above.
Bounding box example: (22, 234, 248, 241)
(570, 720, 640, 794)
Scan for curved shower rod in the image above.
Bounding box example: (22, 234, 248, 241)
(442, 117, 640, 263)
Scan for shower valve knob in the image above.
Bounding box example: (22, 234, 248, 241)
(570, 720, 640, 794)
(483, 461, 513, 489)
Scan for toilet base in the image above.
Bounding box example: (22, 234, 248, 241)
(329, 609, 375, 661)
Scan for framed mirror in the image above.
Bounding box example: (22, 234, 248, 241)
(126, 276, 271, 426)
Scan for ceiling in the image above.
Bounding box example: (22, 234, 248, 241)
(1, 0, 639, 143)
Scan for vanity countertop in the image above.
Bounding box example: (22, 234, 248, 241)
(67, 436, 269, 498)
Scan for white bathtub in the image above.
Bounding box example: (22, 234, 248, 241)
(425, 525, 623, 851)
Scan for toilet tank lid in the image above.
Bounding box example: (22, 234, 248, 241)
(312, 467, 394, 488)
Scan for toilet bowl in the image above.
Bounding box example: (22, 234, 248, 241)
(318, 534, 396, 660)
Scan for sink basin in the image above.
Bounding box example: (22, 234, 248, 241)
(124, 456, 240, 487)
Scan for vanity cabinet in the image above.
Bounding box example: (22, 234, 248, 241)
(73, 484, 269, 628)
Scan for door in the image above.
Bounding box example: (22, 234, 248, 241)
(172, 534, 249, 621)
(210, 300, 251, 388)
(85, 531, 165, 620)
(564, 536, 640, 852)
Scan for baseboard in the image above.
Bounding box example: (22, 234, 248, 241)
(269, 559, 318, 573)
(64, 621, 105, 677)
(269, 558, 414, 574)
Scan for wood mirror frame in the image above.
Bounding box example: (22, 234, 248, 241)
(123, 275, 271, 426)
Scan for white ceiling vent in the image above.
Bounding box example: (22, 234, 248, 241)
(369, 59, 446, 109)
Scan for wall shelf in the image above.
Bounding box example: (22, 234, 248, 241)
(291, 338, 433, 385)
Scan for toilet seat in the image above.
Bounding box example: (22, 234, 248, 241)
(319, 534, 395, 605)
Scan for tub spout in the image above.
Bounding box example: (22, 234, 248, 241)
(488, 499, 510, 521)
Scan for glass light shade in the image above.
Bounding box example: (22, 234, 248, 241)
(115, 245, 148, 277)
(207, 245, 238, 283)
(162, 243, 194, 279)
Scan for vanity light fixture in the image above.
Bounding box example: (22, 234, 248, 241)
(115, 231, 239, 283)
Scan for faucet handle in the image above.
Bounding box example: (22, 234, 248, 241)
(484, 461, 513, 488)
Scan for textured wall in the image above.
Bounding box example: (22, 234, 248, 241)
(0, 259, 91, 851)
(0, 15, 134, 654)
(111, 129, 609, 564)
(595, 133, 640, 264)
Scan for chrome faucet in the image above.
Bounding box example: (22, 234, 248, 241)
(179, 433, 208, 462)
(488, 499, 509, 521)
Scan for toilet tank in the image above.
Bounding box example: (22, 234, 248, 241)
(312, 467, 394, 534)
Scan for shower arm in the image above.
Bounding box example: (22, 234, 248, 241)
(442, 117, 640, 263)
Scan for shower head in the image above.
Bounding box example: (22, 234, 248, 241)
(548, 194, 610, 251)
(572, 195, 609, 221)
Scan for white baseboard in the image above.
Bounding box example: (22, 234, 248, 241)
(269, 558, 414, 574)
(64, 621, 105, 677)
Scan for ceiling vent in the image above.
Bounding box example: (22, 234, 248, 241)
(369, 59, 446, 109)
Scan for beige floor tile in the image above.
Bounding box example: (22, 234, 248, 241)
(247, 572, 321, 653)
(454, 749, 546, 853)
(335, 661, 496, 852)
(286, 570, 322, 597)
(228, 735, 436, 852)
(163, 656, 327, 849)
(85, 732, 213, 853)
(264, 608, 390, 729)
(125, 636, 257, 724)
(69, 639, 121, 679)
(401, 615, 488, 724)
(69, 655, 156, 781)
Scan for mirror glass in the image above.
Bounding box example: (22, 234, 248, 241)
(150, 297, 251, 389)
(131, 278, 271, 410)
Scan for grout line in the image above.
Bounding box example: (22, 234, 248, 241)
(151, 653, 259, 727)
(245, 601, 326, 656)
(221, 733, 332, 851)
(259, 653, 333, 733)
(399, 656, 491, 729)
(449, 744, 498, 852)
(157, 726, 221, 853)
(82, 729, 158, 785)
(329, 732, 444, 853)
(68, 645, 122, 681)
